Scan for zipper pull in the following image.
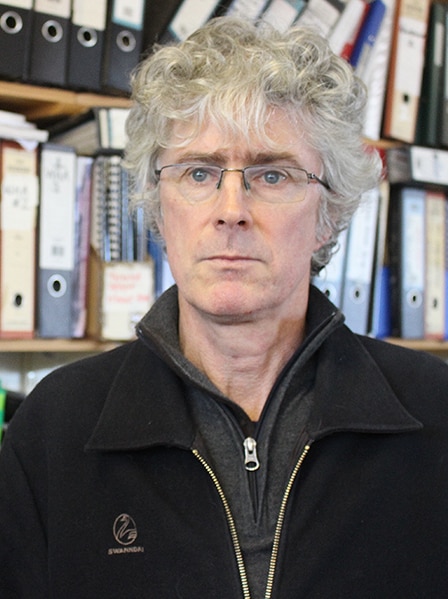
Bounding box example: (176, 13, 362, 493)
(243, 437, 260, 471)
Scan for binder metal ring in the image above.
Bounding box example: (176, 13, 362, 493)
(0, 11, 23, 35)
(77, 26, 98, 48)
(406, 289, 423, 308)
(41, 19, 63, 44)
(116, 30, 136, 53)
(349, 284, 364, 304)
(47, 274, 67, 299)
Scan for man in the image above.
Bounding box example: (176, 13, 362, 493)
(1, 16, 447, 599)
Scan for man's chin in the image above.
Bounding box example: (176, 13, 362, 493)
(196, 287, 266, 323)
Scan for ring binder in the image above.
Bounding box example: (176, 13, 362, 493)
(101, 0, 146, 93)
(28, 0, 72, 87)
(36, 143, 77, 338)
(0, 1, 33, 80)
(67, 0, 108, 91)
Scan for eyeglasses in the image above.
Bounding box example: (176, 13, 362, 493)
(154, 163, 330, 204)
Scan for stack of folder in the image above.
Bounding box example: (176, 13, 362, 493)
(314, 145, 448, 342)
(0, 0, 148, 94)
(0, 127, 154, 342)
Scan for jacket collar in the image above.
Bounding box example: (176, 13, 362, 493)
(307, 322, 422, 440)
(86, 286, 421, 452)
(86, 340, 197, 451)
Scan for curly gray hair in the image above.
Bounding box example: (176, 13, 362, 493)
(124, 16, 382, 275)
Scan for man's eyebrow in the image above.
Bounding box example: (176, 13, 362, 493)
(171, 151, 301, 165)
(172, 152, 227, 164)
(249, 152, 300, 165)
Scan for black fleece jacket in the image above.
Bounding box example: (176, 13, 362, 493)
(0, 287, 447, 598)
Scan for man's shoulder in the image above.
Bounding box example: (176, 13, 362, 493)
(36, 340, 142, 394)
(358, 335, 448, 423)
(359, 334, 448, 373)
(8, 340, 158, 444)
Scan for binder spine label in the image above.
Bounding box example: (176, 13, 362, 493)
(112, 0, 145, 30)
(72, 0, 108, 30)
(411, 147, 448, 185)
(34, 0, 71, 18)
(395, 16, 427, 95)
(3, 0, 33, 8)
(39, 149, 76, 270)
(1, 174, 38, 230)
(169, 0, 223, 40)
(403, 199, 425, 291)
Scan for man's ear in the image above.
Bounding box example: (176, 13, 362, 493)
(156, 207, 165, 239)
(314, 225, 331, 252)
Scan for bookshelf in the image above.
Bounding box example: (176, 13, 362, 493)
(0, 82, 131, 362)
(1, 2, 448, 372)
(0, 82, 448, 359)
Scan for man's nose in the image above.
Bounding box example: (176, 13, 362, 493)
(213, 169, 253, 228)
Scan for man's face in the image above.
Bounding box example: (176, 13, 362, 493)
(157, 109, 327, 324)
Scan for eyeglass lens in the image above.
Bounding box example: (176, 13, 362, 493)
(157, 164, 318, 204)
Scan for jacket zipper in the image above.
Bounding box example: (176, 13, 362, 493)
(193, 442, 311, 599)
(244, 437, 260, 518)
(243, 437, 260, 471)
(192, 449, 252, 599)
(264, 443, 311, 598)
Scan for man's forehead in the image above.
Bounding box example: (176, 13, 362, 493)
(161, 114, 320, 168)
(163, 112, 315, 166)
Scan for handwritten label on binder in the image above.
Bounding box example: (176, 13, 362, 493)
(101, 261, 154, 340)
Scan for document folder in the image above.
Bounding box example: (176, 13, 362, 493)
(0, 139, 39, 338)
(101, 0, 146, 93)
(0, 1, 33, 80)
(37, 143, 77, 338)
(28, 0, 72, 86)
(341, 187, 380, 334)
(67, 0, 108, 91)
(388, 187, 426, 339)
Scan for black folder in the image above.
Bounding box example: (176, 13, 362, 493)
(28, 0, 72, 87)
(101, 0, 146, 94)
(0, 2, 33, 80)
(142, 0, 181, 47)
(67, 0, 108, 92)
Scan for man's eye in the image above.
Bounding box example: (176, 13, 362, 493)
(261, 169, 286, 185)
(186, 167, 212, 183)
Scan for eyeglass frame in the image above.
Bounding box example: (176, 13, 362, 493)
(154, 162, 331, 203)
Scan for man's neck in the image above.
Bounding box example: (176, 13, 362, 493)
(178, 304, 306, 421)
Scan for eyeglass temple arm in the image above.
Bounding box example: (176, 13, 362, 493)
(307, 172, 330, 190)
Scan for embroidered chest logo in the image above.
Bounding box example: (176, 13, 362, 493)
(113, 514, 138, 545)
(108, 513, 145, 555)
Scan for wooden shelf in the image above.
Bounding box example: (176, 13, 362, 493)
(0, 338, 120, 353)
(0, 81, 132, 358)
(385, 338, 448, 356)
(0, 336, 447, 356)
(0, 80, 131, 122)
